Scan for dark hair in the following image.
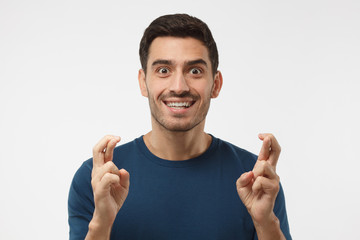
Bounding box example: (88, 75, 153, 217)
(139, 14, 219, 75)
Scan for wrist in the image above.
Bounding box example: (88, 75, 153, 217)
(253, 213, 285, 240)
(86, 218, 112, 240)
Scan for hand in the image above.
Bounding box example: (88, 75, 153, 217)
(236, 134, 284, 238)
(87, 135, 130, 239)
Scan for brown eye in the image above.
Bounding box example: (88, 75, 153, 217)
(189, 68, 201, 75)
(158, 67, 169, 74)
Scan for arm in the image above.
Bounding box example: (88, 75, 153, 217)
(85, 135, 130, 240)
(236, 134, 286, 240)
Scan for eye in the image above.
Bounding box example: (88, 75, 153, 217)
(157, 67, 170, 74)
(189, 68, 202, 75)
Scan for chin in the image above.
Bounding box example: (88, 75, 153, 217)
(165, 126, 196, 132)
(156, 118, 204, 133)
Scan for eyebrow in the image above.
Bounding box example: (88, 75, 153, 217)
(151, 59, 208, 68)
(185, 59, 207, 67)
(151, 59, 173, 67)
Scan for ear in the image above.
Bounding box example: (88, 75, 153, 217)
(211, 71, 223, 98)
(138, 69, 148, 97)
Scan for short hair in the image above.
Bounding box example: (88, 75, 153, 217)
(139, 14, 219, 75)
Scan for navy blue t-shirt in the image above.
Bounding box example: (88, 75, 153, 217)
(68, 136, 291, 239)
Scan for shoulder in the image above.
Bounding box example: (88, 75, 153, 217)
(111, 137, 143, 165)
(69, 160, 93, 202)
(212, 136, 258, 171)
(72, 159, 92, 184)
(217, 138, 257, 159)
(113, 137, 139, 156)
(216, 137, 257, 161)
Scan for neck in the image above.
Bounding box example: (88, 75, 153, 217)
(143, 121, 212, 161)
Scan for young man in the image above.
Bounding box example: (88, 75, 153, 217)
(68, 14, 291, 240)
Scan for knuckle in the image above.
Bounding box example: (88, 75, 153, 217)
(259, 160, 268, 169)
(259, 176, 266, 183)
(101, 172, 113, 183)
(255, 175, 263, 183)
(104, 162, 119, 174)
(91, 176, 99, 188)
(104, 161, 115, 169)
(92, 146, 97, 154)
(103, 172, 111, 178)
(91, 168, 97, 177)
(236, 179, 240, 188)
(274, 183, 280, 193)
(106, 172, 120, 183)
(91, 179, 96, 188)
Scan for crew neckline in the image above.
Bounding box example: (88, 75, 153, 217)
(135, 134, 219, 168)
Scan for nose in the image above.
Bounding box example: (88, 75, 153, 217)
(169, 71, 190, 94)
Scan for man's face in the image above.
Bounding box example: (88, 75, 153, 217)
(138, 37, 222, 132)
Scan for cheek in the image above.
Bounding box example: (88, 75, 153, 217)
(147, 82, 167, 99)
(193, 82, 213, 98)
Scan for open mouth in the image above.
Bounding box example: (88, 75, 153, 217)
(163, 101, 195, 109)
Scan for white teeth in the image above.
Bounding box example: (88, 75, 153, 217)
(166, 102, 191, 108)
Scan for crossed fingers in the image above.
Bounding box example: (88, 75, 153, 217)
(92, 135, 121, 168)
(91, 135, 122, 188)
(251, 160, 280, 196)
(257, 133, 281, 171)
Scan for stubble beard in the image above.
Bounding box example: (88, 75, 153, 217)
(147, 91, 211, 133)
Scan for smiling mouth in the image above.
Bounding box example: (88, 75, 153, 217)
(164, 101, 195, 109)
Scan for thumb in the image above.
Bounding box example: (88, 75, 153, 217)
(236, 171, 254, 199)
(119, 169, 130, 190)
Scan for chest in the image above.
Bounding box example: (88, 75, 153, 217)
(110, 163, 255, 239)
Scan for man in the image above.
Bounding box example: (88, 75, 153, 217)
(68, 14, 291, 240)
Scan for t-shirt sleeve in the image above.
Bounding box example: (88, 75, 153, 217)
(274, 183, 292, 239)
(68, 160, 94, 240)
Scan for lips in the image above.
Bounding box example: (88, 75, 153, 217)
(163, 101, 195, 109)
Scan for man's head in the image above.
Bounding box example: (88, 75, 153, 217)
(139, 14, 219, 76)
(138, 14, 223, 133)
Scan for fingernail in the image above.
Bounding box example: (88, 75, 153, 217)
(244, 171, 251, 177)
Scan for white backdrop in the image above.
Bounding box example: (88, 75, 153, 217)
(1, 0, 359, 239)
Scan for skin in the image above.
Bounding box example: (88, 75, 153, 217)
(138, 37, 222, 160)
(86, 136, 130, 240)
(86, 37, 285, 240)
(237, 133, 286, 240)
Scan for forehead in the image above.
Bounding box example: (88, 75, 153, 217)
(148, 37, 210, 66)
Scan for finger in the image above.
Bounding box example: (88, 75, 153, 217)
(252, 160, 278, 180)
(236, 171, 254, 189)
(96, 173, 121, 193)
(92, 135, 120, 168)
(119, 169, 130, 190)
(104, 137, 121, 163)
(92, 161, 120, 184)
(252, 176, 280, 197)
(236, 171, 254, 202)
(258, 133, 281, 169)
(258, 134, 271, 161)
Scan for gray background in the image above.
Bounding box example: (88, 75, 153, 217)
(1, 0, 359, 239)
